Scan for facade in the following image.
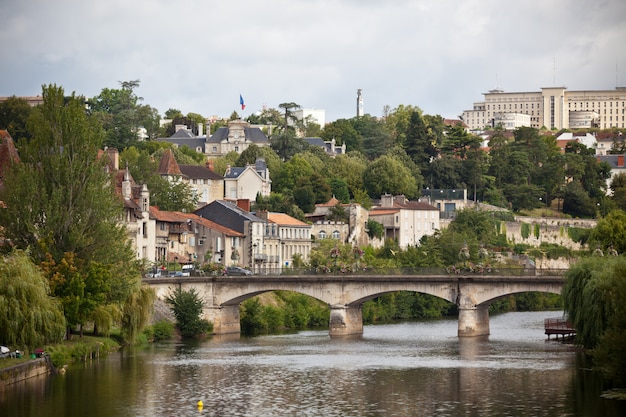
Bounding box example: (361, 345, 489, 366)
(256, 211, 312, 271)
(461, 86, 626, 131)
(368, 194, 440, 249)
(156, 119, 270, 158)
(224, 158, 271, 200)
(195, 200, 266, 270)
(205, 119, 270, 157)
(105, 148, 156, 263)
(306, 197, 369, 247)
(304, 137, 346, 156)
(157, 149, 224, 207)
(291, 109, 326, 136)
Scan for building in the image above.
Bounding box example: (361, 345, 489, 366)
(224, 158, 271, 201)
(368, 194, 440, 249)
(357, 89, 364, 117)
(156, 119, 270, 157)
(461, 86, 626, 131)
(195, 200, 266, 271)
(291, 109, 326, 136)
(304, 137, 346, 156)
(255, 211, 312, 271)
(306, 197, 369, 247)
(205, 119, 270, 157)
(157, 149, 224, 207)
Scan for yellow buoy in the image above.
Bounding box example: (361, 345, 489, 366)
(197, 400, 204, 410)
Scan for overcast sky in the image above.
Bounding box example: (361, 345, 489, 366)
(2, 0, 625, 123)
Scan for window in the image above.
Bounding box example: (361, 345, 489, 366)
(212, 146, 217, 152)
(318, 230, 327, 239)
(332, 230, 341, 239)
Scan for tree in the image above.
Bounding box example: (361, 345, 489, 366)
(165, 287, 212, 337)
(563, 257, 626, 384)
(363, 155, 418, 199)
(321, 119, 362, 152)
(0, 250, 66, 350)
(278, 102, 301, 131)
(588, 209, 626, 254)
(0, 84, 147, 340)
(404, 110, 432, 169)
(328, 178, 350, 203)
(88, 80, 159, 148)
(0, 96, 33, 142)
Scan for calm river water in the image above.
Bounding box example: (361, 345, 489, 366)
(2, 311, 625, 417)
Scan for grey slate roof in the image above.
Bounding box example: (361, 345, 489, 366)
(207, 127, 269, 144)
(179, 164, 224, 180)
(194, 200, 265, 234)
(224, 167, 246, 179)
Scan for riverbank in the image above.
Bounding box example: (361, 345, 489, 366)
(0, 336, 120, 387)
(0, 359, 49, 387)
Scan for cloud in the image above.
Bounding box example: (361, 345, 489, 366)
(1, 0, 625, 122)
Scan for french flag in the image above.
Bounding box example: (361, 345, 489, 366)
(240, 94, 245, 110)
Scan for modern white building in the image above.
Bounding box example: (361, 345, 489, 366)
(291, 108, 326, 136)
(461, 86, 626, 131)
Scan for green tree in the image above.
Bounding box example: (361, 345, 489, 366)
(363, 155, 418, 198)
(328, 152, 368, 197)
(0, 250, 66, 350)
(0, 96, 33, 142)
(165, 287, 212, 337)
(321, 118, 362, 152)
(563, 257, 626, 384)
(328, 178, 350, 203)
(352, 115, 392, 159)
(0, 85, 147, 340)
(588, 209, 626, 253)
(404, 110, 435, 170)
(89, 80, 159, 148)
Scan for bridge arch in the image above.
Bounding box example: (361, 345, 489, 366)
(144, 273, 566, 338)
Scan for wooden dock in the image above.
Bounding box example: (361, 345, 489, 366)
(544, 317, 576, 340)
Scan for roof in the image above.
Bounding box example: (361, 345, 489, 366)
(186, 213, 244, 237)
(368, 209, 399, 216)
(195, 200, 265, 233)
(224, 166, 247, 179)
(317, 196, 341, 207)
(157, 149, 183, 176)
(207, 126, 269, 144)
(267, 212, 309, 227)
(179, 164, 224, 180)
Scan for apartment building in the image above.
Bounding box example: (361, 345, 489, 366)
(461, 86, 626, 131)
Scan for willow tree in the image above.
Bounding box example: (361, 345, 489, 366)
(0, 250, 65, 350)
(0, 84, 151, 341)
(563, 257, 626, 383)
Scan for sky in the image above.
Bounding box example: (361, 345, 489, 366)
(1, 0, 626, 123)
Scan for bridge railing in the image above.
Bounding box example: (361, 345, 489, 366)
(274, 267, 567, 277)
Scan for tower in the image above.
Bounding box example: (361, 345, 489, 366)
(356, 89, 363, 117)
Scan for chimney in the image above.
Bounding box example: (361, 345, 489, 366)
(206, 159, 215, 172)
(197, 122, 203, 137)
(381, 193, 394, 208)
(256, 210, 268, 221)
(106, 148, 119, 171)
(237, 199, 251, 212)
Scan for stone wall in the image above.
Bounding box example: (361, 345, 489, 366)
(0, 359, 49, 387)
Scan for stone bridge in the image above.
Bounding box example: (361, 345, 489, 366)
(144, 271, 566, 337)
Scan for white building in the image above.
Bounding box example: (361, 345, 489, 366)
(461, 86, 626, 131)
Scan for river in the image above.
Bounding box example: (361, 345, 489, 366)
(2, 311, 625, 416)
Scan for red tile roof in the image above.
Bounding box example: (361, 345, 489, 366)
(157, 149, 183, 176)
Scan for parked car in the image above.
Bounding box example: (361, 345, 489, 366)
(225, 266, 252, 276)
(145, 270, 162, 278)
(167, 270, 184, 277)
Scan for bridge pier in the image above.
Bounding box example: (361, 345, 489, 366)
(204, 305, 241, 335)
(457, 305, 490, 337)
(329, 305, 363, 337)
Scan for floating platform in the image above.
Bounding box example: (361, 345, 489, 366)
(544, 317, 576, 340)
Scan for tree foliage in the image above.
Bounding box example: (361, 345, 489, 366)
(563, 257, 626, 383)
(0, 96, 33, 142)
(165, 287, 212, 337)
(0, 84, 148, 340)
(0, 250, 66, 349)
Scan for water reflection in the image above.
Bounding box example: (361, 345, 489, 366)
(2, 311, 625, 417)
